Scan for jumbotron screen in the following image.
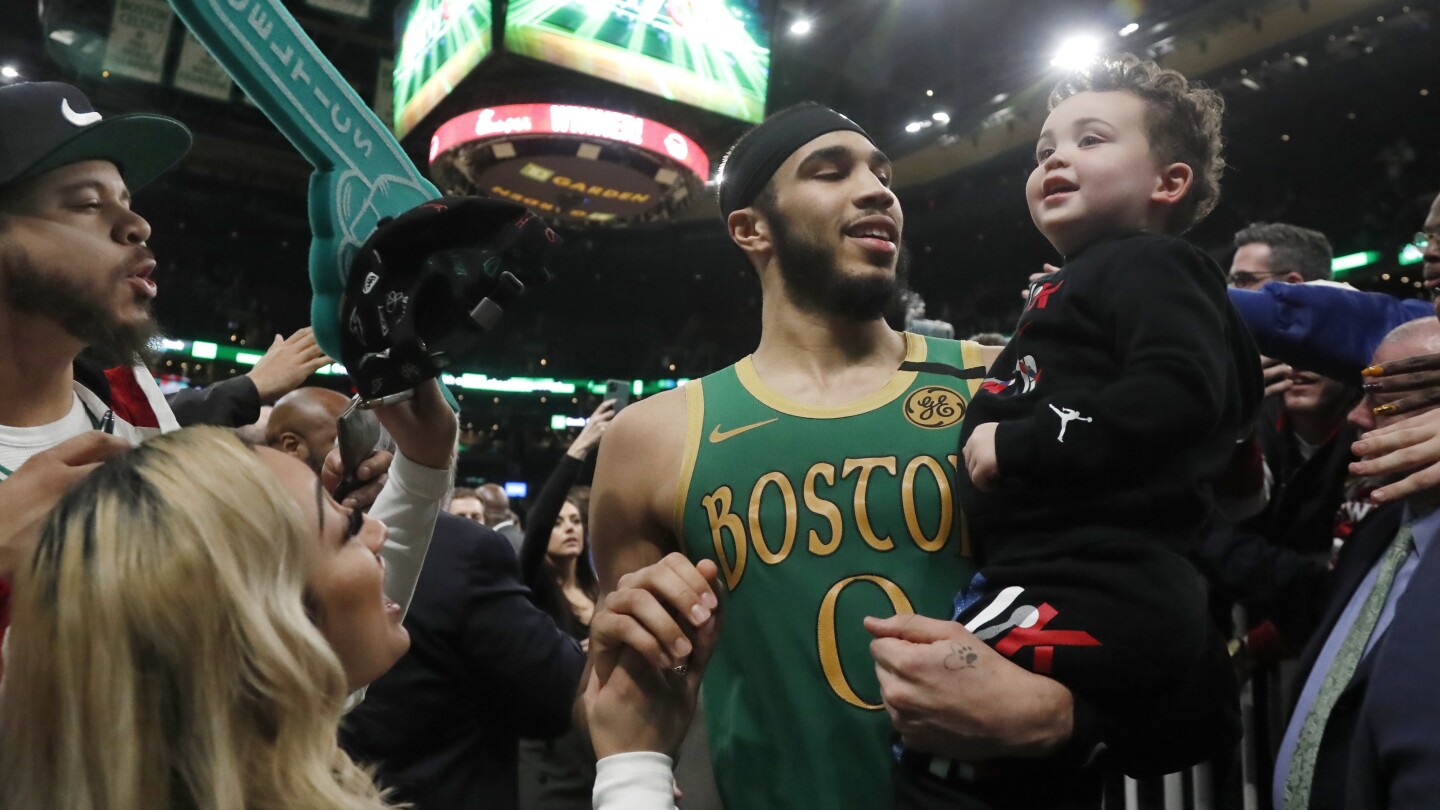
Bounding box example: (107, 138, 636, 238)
(504, 0, 771, 123)
(393, 0, 494, 138)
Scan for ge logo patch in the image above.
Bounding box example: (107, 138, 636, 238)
(903, 386, 965, 429)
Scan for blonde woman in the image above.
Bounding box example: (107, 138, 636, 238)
(0, 381, 456, 809)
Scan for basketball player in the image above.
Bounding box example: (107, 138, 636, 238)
(591, 104, 1047, 808)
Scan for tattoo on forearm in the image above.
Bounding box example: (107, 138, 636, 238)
(944, 643, 979, 672)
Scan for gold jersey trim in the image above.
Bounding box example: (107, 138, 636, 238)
(733, 332, 929, 420)
(672, 378, 706, 544)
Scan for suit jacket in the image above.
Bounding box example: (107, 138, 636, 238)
(1287, 502, 1403, 810)
(1344, 512, 1440, 810)
(340, 513, 586, 810)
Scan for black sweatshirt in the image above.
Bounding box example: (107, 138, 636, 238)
(959, 232, 1263, 563)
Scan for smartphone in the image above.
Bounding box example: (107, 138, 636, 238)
(334, 396, 382, 502)
(604, 379, 633, 413)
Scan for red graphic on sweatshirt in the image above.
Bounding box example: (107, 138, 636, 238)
(1025, 279, 1064, 312)
(992, 602, 1100, 674)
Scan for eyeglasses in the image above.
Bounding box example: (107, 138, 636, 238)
(1414, 232, 1440, 249)
(1227, 270, 1283, 288)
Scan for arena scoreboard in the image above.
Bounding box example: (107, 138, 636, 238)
(503, 0, 771, 123)
(394, 0, 493, 138)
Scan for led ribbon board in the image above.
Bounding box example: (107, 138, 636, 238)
(504, 0, 770, 123)
(167, 0, 441, 360)
(429, 103, 708, 224)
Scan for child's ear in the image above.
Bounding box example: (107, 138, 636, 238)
(728, 207, 772, 258)
(1152, 162, 1194, 209)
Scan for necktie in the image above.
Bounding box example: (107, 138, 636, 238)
(1283, 524, 1415, 810)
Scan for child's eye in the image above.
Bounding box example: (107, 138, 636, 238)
(1078, 134, 1104, 147)
(1035, 147, 1055, 163)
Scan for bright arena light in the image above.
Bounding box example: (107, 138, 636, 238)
(1050, 34, 1102, 69)
(932, 111, 950, 124)
(905, 121, 926, 133)
(1118, 23, 1139, 37)
(789, 18, 812, 36)
(0, 65, 18, 79)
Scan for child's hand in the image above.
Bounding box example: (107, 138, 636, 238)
(963, 423, 1000, 491)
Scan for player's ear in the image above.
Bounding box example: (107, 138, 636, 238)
(1151, 162, 1194, 209)
(728, 207, 772, 259)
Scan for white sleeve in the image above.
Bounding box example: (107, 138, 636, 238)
(369, 449, 450, 619)
(592, 752, 677, 810)
(343, 450, 450, 711)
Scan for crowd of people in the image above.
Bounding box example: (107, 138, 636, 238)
(2, 46, 1440, 810)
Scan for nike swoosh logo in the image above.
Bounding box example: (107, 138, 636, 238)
(709, 418, 778, 444)
(61, 98, 102, 127)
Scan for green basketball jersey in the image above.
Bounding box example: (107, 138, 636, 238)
(676, 332, 982, 809)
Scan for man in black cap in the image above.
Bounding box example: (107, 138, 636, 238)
(587, 103, 1072, 808)
(0, 82, 326, 662)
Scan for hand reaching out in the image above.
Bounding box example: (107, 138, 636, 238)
(567, 399, 618, 460)
(246, 327, 332, 404)
(1359, 351, 1440, 417)
(0, 432, 130, 578)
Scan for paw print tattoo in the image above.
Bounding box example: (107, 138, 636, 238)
(943, 643, 979, 671)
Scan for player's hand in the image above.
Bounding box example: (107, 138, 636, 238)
(866, 613, 1073, 762)
(567, 399, 618, 460)
(1350, 408, 1440, 503)
(585, 621, 717, 759)
(1359, 351, 1440, 417)
(1261, 356, 1293, 399)
(0, 432, 130, 578)
(963, 423, 1000, 492)
(590, 554, 720, 684)
(245, 327, 332, 404)
(321, 448, 393, 510)
(372, 379, 457, 471)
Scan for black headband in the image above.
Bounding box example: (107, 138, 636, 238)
(717, 104, 870, 218)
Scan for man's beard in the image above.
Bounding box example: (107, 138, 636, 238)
(1, 247, 160, 367)
(770, 206, 908, 322)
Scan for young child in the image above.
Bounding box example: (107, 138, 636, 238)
(894, 55, 1262, 807)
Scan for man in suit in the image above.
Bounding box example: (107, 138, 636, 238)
(340, 511, 586, 809)
(1274, 317, 1440, 810)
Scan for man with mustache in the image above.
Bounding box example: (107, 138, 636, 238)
(0, 82, 341, 674)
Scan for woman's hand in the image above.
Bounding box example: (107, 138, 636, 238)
(372, 379, 457, 471)
(1360, 351, 1440, 417)
(567, 400, 618, 460)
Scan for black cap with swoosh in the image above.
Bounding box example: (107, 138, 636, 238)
(0, 82, 191, 189)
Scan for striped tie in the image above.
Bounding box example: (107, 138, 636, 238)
(1283, 524, 1415, 810)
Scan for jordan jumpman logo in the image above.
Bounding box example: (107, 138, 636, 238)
(1049, 404, 1092, 442)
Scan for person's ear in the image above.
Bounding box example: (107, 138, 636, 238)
(277, 432, 307, 462)
(728, 207, 772, 259)
(1151, 162, 1194, 209)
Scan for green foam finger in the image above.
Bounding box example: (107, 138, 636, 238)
(167, 0, 439, 358)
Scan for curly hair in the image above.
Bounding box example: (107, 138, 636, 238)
(1049, 53, 1226, 232)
